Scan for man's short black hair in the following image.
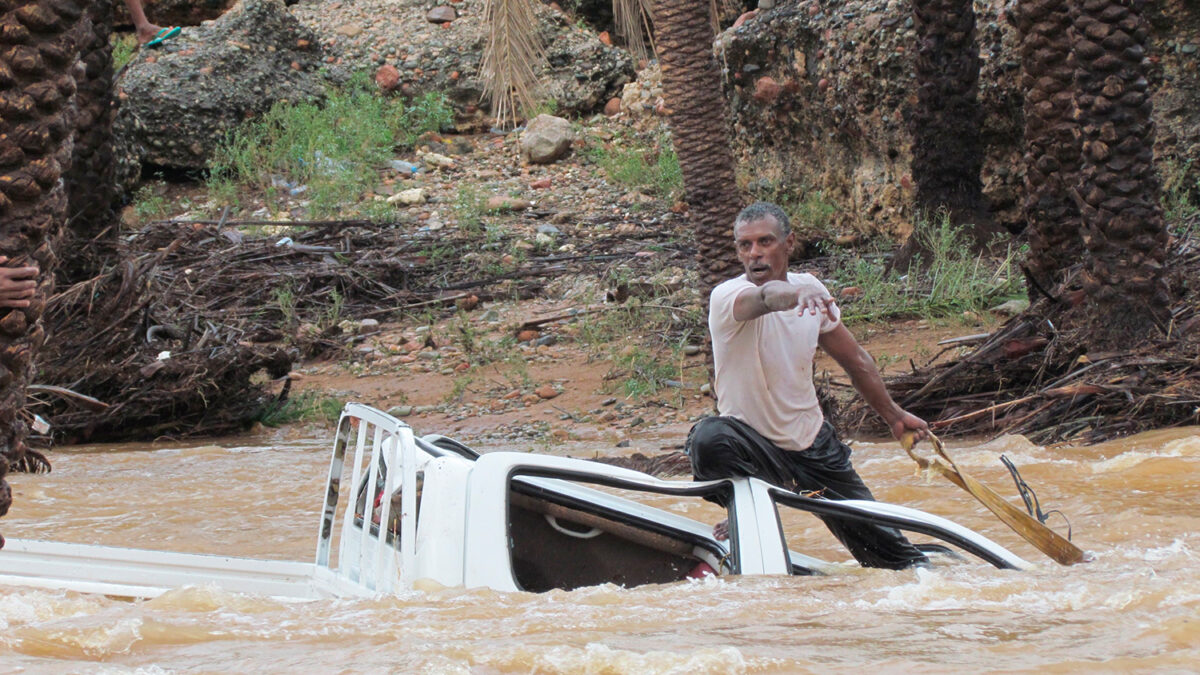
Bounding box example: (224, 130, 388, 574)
(734, 202, 790, 237)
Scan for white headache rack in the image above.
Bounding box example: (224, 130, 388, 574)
(0, 403, 416, 599)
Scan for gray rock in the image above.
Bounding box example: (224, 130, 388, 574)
(387, 405, 414, 417)
(115, 0, 330, 170)
(426, 5, 457, 23)
(520, 114, 574, 164)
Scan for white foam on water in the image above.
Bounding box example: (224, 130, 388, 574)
(496, 641, 749, 675)
(0, 589, 106, 630)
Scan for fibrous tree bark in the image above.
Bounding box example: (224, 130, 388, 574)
(1014, 0, 1085, 287)
(1070, 0, 1169, 338)
(910, 0, 986, 223)
(0, 0, 85, 516)
(654, 0, 741, 292)
(63, 0, 117, 278)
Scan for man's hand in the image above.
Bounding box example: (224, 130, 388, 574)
(890, 410, 929, 444)
(0, 257, 38, 309)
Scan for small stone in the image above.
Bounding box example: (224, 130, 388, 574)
(603, 97, 622, 116)
(387, 405, 414, 417)
(817, 78, 830, 92)
(598, 31, 612, 46)
(531, 177, 552, 189)
(375, 64, 401, 92)
(335, 23, 363, 37)
(628, 417, 645, 427)
(990, 298, 1030, 317)
(486, 195, 533, 211)
(387, 188, 426, 205)
(839, 286, 863, 300)
(753, 76, 782, 103)
(601, 397, 617, 406)
(535, 385, 560, 399)
(517, 329, 540, 342)
(683, 345, 701, 356)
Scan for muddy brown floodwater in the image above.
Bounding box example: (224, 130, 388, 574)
(0, 424, 1197, 673)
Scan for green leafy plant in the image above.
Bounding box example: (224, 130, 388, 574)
(112, 33, 137, 72)
(131, 183, 170, 222)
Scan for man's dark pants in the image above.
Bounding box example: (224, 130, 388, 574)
(686, 416, 928, 570)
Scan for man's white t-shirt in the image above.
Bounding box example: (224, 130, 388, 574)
(709, 272, 841, 452)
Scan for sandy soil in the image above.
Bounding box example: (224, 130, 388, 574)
(287, 297, 991, 455)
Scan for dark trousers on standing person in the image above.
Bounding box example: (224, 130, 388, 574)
(686, 415, 928, 570)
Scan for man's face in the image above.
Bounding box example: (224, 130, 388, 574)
(734, 216, 794, 285)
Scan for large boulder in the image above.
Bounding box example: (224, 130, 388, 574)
(289, 0, 634, 125)
(114, 0, 238, 29)
(718, 0, 1200, 239)
(520, 114, 575, 164)
(114, 0, 329, 170)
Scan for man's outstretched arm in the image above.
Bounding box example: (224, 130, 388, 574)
(732, 279, 837, 322)
(818, 323, 928, 441)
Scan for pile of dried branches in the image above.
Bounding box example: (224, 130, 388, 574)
(35, 213, 690, 442)
(834, 215, 1200, 445)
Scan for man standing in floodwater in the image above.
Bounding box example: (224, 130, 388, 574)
(686, 201, 930, 569)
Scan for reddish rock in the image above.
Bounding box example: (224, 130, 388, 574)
(375, 64, 401, 92)
(817, 78, 830, 92)
(503, 390, 522, 400)
(753, 76, 782, 103)
(455, 294, 480, 311)
(839, 286, 863, 300)
(517, 329, 540, 342)
(530, 177, 552, 189)
(598, 31, 612, 46)
(603, 97, 622, 117)
(486, 195, 533, 211)
(535, 385, 560, 400)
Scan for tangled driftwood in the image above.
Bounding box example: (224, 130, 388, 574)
(35, 212, 690, 443)
(834, 214, 1200, 445)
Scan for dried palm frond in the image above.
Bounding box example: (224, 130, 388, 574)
(481, 0, 546, 127)
(613, 0, 656, 63)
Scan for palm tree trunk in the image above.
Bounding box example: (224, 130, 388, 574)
(1015, 0, 1084, 287)
(910, 0, 984, 221)
(1070, 0, 1169, 335)
(0, 0, 85, 515)
(63, 0, 117, 277)
(654, 0, 741, 291)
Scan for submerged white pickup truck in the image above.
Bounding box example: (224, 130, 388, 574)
(0, 404, 1028, 599)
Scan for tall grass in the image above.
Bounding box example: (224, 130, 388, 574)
(835, 213, 1024, 323)
(207, 74, 453, 217)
